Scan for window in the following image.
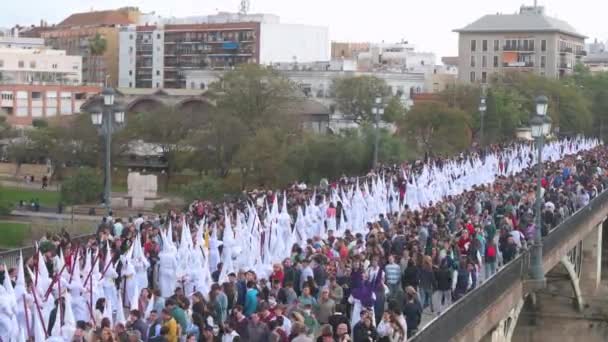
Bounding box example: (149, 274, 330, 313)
(30, 61, 36, 69)
(157, 34, 161, 39)
(481, 72, 487, 84)
(129, 34, 134, 40)
(530, 40, 535, 51)
(470, 71, 476, 82)
(494, 40, 499, 51)
(541, 55, 546, 68)
(156, 82, 160, 88)
(0, 92, 12, 101)
(156, 70, 160, 76)
(129, 70, 132, 76)
(51, 64, 58, 69)
(129, 46, 134, 53)
(0, 60, 3, 67)
(493, 55, 499, 67)
(470, 56, 475, 67)
(470, 40, 476, 52)
(18, 61, 24, 68)
(541, 40, 547, 52)
(482, 55, 487, 68)
(74, 93, 86, 100)
(129, 82, 133, 88)
(200, 83, 205, 90)
(31, 92, 42, 100)
(482, 40, 488, 52)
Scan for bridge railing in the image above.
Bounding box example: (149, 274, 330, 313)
(410, 188, 608, 341)
(0, 233, 95, 268)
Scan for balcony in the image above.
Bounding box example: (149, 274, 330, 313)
(560, 47, 574, 54)
(576, 50, 587, 56)
(559, 63, 573, 69)
(503, 61, 534, 68)
(502, 46, 535, 53)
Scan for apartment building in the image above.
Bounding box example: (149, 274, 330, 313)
(0, 84, 101, 126)
(0, 35, 44, 49)
(454, 5, 586, 83)
(119, 13, 329, 89)
(41, 7, 141, 86)
(0, 48, 82, 85)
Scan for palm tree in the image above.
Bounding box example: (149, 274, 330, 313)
(88, 33, 107, 85)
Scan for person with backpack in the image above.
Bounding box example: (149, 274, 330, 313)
(484, 241, 498, 279)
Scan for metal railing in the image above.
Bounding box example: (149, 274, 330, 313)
(0, 233, 95, 268)
(410, 188, 608, 341)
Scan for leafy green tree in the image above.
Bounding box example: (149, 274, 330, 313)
(482, 87, 528, 144)
(31, 119, 48, 128)
(234, 128, 292, 188)
(331, 75, 391, 122)
(60, 167, 103, 205)
(382, 97, 408, 123)
(399, 103, 472, 157)
(181, 177, 224, 203)
(209, 64, 299, 134)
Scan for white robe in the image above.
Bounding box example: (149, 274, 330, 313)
(348, 294, 376, 336)
(158, 251, 178, 298)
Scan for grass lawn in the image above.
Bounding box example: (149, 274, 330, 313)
(0, 221, 30, 248)
(0, 187, 60, 208)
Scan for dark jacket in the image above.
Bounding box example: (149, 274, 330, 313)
(435, 267, 452, 292)
(419, 268, 436, 291)
(402, 266, 420, 288)
(128, 318, 149, 342)
(353, 321, 378, 342)
(403, 301, 422, 331)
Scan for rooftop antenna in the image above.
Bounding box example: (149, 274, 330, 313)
(534, 0, 537, 7)
(239, 0, 250, 15)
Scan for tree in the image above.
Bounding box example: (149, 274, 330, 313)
(60, 167, 103, 205)
(181, 177, 224, 203)
(186, 109, 248, 178)
(88, 33, 107, 84)
(126, 107, 196, 180)
(331, 75, 391, 122)
(234, 128, 291, 188)
(209, 64, 299, 134)
(399, 103, 472, 157)
(382, 97, 407, 123)
(31, 118, 48, 128)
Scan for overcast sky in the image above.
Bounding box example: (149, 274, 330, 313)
(3, 0, 607, 60)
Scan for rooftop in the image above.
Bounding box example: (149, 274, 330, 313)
(454, 6, 586, 39)
(58, 8, 139, 28)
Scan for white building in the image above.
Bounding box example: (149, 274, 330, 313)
(356, 41, 436, 73)
(0, 48, 82, 85)
(0, 35, 45, 50)
(184, 60, 426, 105)
(118, 12, 329, 88)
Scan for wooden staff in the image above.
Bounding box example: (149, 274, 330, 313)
(44, 262, 68, 300)
(23, 294, 31, 338)
(69, 246, 80, 284)
(30, 284, 48, 338)
(82, 251, 101, 288)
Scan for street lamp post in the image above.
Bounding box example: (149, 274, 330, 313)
(479, 95, 487, 147)
(372, 96, 385, 169)
(91, 87, 124, 214)
(529, 95, 551, 286)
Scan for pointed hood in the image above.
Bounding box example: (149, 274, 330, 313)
(115, 292, 127, 326)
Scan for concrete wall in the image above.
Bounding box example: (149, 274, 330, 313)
(259, 23, 329, 64)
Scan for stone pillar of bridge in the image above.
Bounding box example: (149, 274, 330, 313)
(580, 221, 603, 296)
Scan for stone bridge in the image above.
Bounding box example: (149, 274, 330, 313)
(410, 190, 608, 342)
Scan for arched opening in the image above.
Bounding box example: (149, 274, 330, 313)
(126, 97, 165, 115)
(175, 98, 214, 126)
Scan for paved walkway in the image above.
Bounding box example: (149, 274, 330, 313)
(0, 179, 59, 191)
(10, 210, 104, 222)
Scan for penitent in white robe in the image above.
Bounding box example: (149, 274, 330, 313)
(158, 251, 178, 298)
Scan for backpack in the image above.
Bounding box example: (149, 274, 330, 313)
(486, 245, 496, 258)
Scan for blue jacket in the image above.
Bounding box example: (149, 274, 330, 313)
(244, 288, 259, 316)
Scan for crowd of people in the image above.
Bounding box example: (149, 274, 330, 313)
(0, 136, 606, 342)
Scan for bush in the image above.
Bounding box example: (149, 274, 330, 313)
(60, 167, 103, 205)
(32, 119, 48, 128)
(181, 176, 224, 203)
